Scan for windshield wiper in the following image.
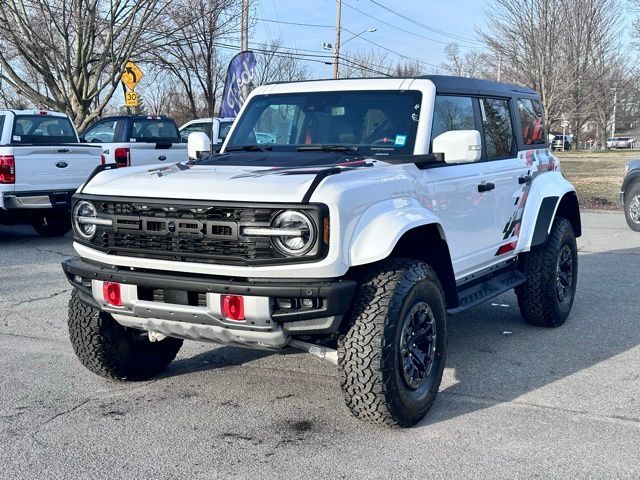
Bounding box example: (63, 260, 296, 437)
(296, 144, 360, 155)
(225, 145, 272, 152)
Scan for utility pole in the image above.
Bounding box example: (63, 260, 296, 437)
(241, 0, 249, 52)
(333, 0, 342, 79)
(611, 88, 617, 139)
(497, 52, 502, 82)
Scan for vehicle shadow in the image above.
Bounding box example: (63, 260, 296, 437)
(0, 224, 72, 245)
(160, 246, 640, 426)
(165, 345, 276, 378)
(421, 245, 640, 426)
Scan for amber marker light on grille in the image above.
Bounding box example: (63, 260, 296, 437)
(323, 217, 330, 244)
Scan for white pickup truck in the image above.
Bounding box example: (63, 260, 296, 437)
(81, 115, 188, 167)
(0, 110, 102, 236)
(179, 117, 235, 146)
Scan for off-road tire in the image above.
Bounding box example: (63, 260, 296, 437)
(68, 290, 183, 380)
(516, 217, 578, 327)
(31, 212, 71, 237)
(338, 259, 447, 427)
(623, 183, 640, 232)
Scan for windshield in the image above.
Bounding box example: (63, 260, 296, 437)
(12, 115, 77, 144)
(131, 119, 180, 143)
(226, 90, 422, 156)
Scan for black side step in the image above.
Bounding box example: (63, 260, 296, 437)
(447, 269, 526, 315)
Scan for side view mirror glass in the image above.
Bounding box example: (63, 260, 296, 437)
(432, 130, 482, 164)
(187, 132, 212, 160)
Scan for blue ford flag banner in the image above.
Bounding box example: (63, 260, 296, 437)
(220, 51, 256, 118)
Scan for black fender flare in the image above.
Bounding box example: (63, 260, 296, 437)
(531, 192, 581, 247)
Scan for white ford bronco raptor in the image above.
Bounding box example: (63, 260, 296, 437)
(63, 76, 581, 427)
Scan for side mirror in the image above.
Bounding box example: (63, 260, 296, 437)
(187, 132, 211, 160)
(432, 130, 482, 164)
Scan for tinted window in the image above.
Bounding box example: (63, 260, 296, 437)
(131, 119, 180, 143)
(518, 98, 545, 145)
(83, 120, 118, 143)
(180, 123, 210, 143)
(480, 98, 514, 159)
(227, 90, 423, 156)
(219, 121, 233, 142)
(431, 96, 475, 141)
(12, 115, 77, 144)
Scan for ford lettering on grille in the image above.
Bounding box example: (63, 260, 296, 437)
(112, 215, 238, 239)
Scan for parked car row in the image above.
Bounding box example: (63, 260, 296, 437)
(606, 137, 636, 149)
(0, 110, 237, 235)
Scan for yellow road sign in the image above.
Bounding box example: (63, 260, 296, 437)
(124, 91, 139, 107)
(121, 61, 144, 91)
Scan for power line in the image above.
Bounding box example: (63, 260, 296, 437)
(215, 40, 391, 77)
(342, 0, 482, 49)
(341, 27, 440, 71)
(368, 0, 482, 46)
(269, 0, 285, 39)
(255, 17, 334, 29)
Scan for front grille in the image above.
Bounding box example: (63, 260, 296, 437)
(79, 197, 326, 266)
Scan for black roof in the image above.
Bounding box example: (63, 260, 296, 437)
(266, 75, 539, 98)
(420, 75, 539, 97)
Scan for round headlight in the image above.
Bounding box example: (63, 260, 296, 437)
(73, 200, 98, 240)
(271, 210, 316, 256)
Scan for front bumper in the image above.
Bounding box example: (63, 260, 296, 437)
(62, 257, 356, 347)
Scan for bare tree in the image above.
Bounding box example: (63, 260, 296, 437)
(440, 43, 492, 79)
(560, 0, 623, 146)
(340, 49, 392, 78)
(392, 60, 428, 77)
(0, 0, 171, 129)
(150, 0, 240, 119)
(479, 0, 567, 129)
(253, 40, 310, 85)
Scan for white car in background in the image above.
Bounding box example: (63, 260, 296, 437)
(81, 115, 188, 167)
(179, 117, 235, 146)
(616, 137, 635, 149)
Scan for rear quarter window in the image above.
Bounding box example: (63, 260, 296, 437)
(131, 119, 180, 143)
(480, 98, 514, 159)
(518, 98, 545, 146)
(12, 115, 77, 144)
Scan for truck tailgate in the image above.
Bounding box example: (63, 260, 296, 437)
(12, 144, 102, 192)
(129, 143, 188, 166)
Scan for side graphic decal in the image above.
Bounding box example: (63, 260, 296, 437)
(495, 148, 558, 255)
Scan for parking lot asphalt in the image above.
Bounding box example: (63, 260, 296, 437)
(0, 211, 638, 480)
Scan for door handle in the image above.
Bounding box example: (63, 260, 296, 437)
(518, 175, 532, 184)
(477, 182, 495, 193)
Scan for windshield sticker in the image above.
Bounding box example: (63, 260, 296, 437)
(394, 135, 407, 147)
(12, 135, 20, 142)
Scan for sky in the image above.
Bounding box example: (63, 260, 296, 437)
(247, 0, 489, 77)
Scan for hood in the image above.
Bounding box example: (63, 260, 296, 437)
(82, 152, 377, 203)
